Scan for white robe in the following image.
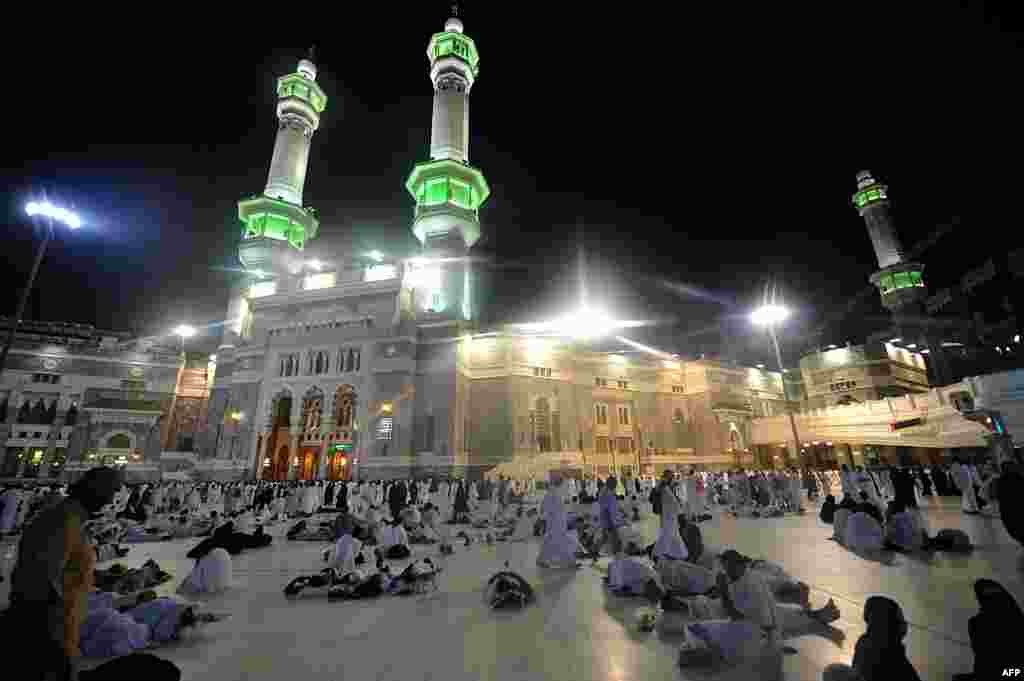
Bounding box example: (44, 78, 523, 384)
(684, 570, 776, 663)
(537, 490, 577, 566)
(329, 535, 363, 574)
(301, 487, 317, 515)
(951, 463, 980, 513)
(845, 512, 884, 552)
(608, 557, 659, 593)
(0, 490, 20, 531)
(653, 485, 688, 561)
(179, 547, 232, 595)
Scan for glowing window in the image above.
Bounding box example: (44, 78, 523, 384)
(450, 180, 471, 209)
(425, 178, 448, 205)
(304, 272, 336, 290)
(893, 272, 912, 289)
(377, 416, 393, 441)
(879, 275, 894, 294)
(909, 271, 924, 287)
(250, 281, 277, 298)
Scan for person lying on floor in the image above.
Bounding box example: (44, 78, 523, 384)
(80, 590, 227, 658)
(653, 549, 814, 608)
(93, 559, 174, 595)
(607, 555, 662, 596)
(285, 517, 335, 541)
(285, 557, 440, 598)
(672, 550, 840, 667)
(187, 520, 271, 559)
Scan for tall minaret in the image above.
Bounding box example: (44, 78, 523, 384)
(228, 53, 328, 335)
(853, 170, 951, 384)
(404, 12, 490, 322)
(854, 170, 926, 312)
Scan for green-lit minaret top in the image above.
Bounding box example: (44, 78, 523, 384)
(406, 15, 490, 249)
(237, 54, 327, 273)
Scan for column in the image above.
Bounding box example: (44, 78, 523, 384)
(253, 430, 267, 479)
(318, 417, 335, 480)
(287, 428, 301, 480)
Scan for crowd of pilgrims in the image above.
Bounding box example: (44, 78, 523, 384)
(0, 457, 1019, 680)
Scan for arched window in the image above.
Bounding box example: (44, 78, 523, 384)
(334, 386, 355, 429)
(273, 394, 292, 427)
(107, 433, 131, 449)
(594, 403, 608, 426)
(302, 391, 323, 438)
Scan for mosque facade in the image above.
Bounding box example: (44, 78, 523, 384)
(201, 16, 792, 482)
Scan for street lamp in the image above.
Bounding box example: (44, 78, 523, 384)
(751, 303, 804, 469)
(0, 200, 82, 377)
(174, 324, 197, 354)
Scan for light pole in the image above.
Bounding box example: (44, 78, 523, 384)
(173, 324, 197, 355)
(0, 201, 82, 376)
(751, 303, 804, 470)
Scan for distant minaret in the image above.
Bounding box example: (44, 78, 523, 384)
(853, 171, 927, 313)
(404, 12, 490, 322)
(853, 170, 951, 384)
(227, 53, 328, 335)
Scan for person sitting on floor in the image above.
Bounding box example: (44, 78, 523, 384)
(678, 514, 704, 564)
(954, 579, 1024, 681)
(819, 494, 837, 524)
(327, 515, 363, 574)
(375, 518, 411, 560)
(177, 547, 232, 597)
(831, 496, 859, 545)
(845, 502, 885, 554)
(823, 596, 921, 681)
(884, 500, 926, 552)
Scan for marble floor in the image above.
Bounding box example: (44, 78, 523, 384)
(1, 496, 1016, 680)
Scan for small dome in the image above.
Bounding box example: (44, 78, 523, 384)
(298, 59, 317, 81)
(445, 17, 464, 33)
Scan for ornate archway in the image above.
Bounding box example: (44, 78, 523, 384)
(273, 444, 290, 480)
(301, 386, 324, 442)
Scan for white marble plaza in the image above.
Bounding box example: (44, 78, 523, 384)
(0, 497, 1014, 680)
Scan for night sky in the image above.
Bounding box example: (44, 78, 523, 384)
(2, 4, 1021, 366)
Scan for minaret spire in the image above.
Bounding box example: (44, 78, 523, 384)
(854, 171, 952, 385)
(403, 14, 490, 322)
(236, 54, 329, 275)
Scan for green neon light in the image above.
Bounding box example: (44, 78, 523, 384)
(854, 185, 889, 209)
(276, 73, 327, 113)
(405, 159, 490, 210)
(429, 31, 481, 74)
(879, 270, 926, 295)
(238, 195, 318, 250)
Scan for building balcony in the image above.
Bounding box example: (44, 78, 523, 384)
(6, 425, 74, 448)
